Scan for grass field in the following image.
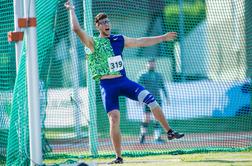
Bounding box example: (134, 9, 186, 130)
(44, 151, 252, 166)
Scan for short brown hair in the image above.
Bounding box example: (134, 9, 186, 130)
(95, 13, 108, 24)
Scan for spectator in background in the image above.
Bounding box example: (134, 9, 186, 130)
(138, 58, 170, 144)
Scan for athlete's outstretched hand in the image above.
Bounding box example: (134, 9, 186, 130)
(64, 1, 75, 10)
(162, 32, 177, 41)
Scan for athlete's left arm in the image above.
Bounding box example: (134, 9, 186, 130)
(123, 32, 177, 48)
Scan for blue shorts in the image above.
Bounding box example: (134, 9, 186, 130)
(100, 76, 157, 113)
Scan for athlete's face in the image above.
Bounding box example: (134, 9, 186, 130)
(96, 18, 111, 37)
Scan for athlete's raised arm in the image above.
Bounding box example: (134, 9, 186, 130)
(65, 1, 94, 52)
(124, 32, 177, 48)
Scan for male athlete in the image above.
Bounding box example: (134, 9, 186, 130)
(65, 1, 184, 164)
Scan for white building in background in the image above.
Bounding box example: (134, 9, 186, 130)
(175, 0, 246, 81)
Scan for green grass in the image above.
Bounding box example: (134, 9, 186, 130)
(43, 151, 252, 166)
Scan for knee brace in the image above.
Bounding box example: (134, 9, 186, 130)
(138, 90, 159, 110)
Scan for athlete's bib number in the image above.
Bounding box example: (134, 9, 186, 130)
(108, 55, 124, 72)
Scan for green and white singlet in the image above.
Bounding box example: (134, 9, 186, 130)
(87, 34, 126, 80)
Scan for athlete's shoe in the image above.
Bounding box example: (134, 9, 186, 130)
(140, 134, 145, 144)
(108, 157, 123, 164)
(167, 129, 184, 140)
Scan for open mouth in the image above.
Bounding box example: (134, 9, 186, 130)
(105, 28, 110, 31)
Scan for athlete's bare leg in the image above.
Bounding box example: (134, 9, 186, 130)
(151, 105, 171, 132)
(108, 110, 122, 158)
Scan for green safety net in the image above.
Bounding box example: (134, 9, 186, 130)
(0, 0, 251, 165)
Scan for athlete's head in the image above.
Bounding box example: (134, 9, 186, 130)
(147, 58, 156, 71)
(95, 13, 111, 37)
